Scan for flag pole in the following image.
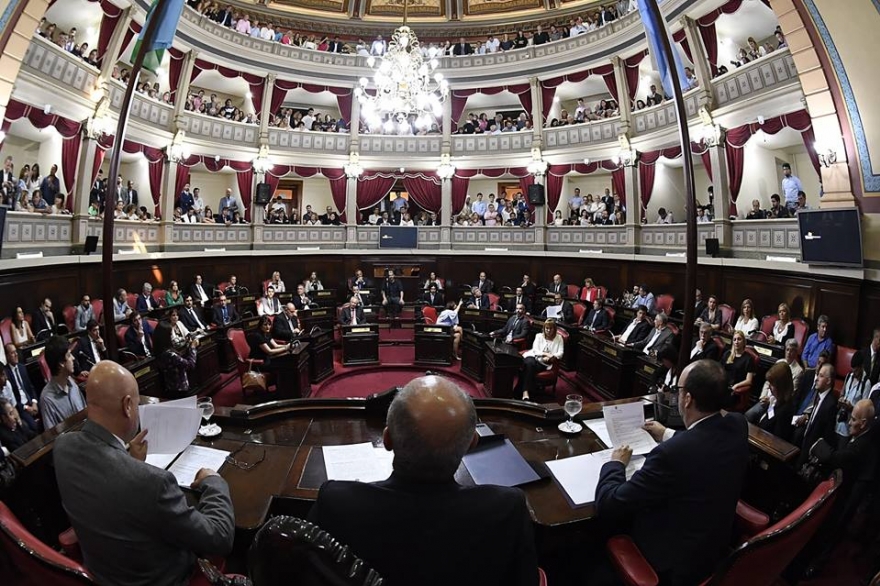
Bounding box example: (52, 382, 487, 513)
(640, 0, 698, 374)
(101, 0, 170, 360)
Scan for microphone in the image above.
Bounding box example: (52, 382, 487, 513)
(77, 350, 96, 367)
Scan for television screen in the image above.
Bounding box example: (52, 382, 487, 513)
(379, 226, 418, 249)
(797, 208, 863, 267)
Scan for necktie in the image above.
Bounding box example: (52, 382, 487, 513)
(222, 307, 228, 323)
(11, 368, 24, 403)
(197, 284, 205, 301)
(591, 312, 597, 327)
(351, 309, 357, 325)
(288, 318, 295, 333)
(806, 391, 822, 433)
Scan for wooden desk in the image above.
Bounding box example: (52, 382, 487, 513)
(577, 334, 641, 399)
(298, 308, 336, 333)
(261, 344, 311, 400)
(413, 324, 453, 366)
(191, 330, 221, 393)
(483, 341, 523, 399)
(460, 329, 490, 381)
(341, 324, 379, 366)
(309, 289, 337, 308)
(299, 329, 334, 383)
(633, 354, 663, 397)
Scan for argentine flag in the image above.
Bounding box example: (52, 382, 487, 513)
(131, 0, 185, 73)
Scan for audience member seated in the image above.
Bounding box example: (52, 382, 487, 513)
(224, 275, 242, 296)
(436, 300, 464, 359)
(420, 284, 444, 309)
(9, 306, 35, 348)
(74, 294, 95, 332)
(164, 281, 184, 306)
(547, 274, 566, 295)
(258, 286, 282, 316)
(272, 303, 301, 341)
(595, 360, 749, 586)
(583, 299, 610, 332)
(615, 305, 652, 346)
(753, 361, 797, 442)
(689, 323, 720, 363)
(0, 396, 36, 451)
(350, 269, 371, 291)
(76, 319, 107, 376)
(248, 316, 294, 365)
(543, 293, 574, 325)
(179, 295, 209, 333)
(350, 285, 370, 307)
(305, 271, 324, 292)
(113, 288, 133, 322)
(631, 312, 673, 356)
(136, 282, 160, 312)
(695, 294, 722, 331)
(54, 360, 234, 585)
(656, 207, 674, 224)
(4, 343, 39, 427)
(767, 193, 790, 219)
(490, 303, 530, 344)
(865, 328, 880, 386)
(793, 349, 833, 419)
(507, 286, 532, 314)
(579, 278, 601, 303)
(517, 319, 564, 402)
(745, 199, 766, 220)
(212, 294, 240, 327)
(767, 302, 794, 345)
(630, 284, 656, 314)
(191, 275, 212, 307)
(154, 320, 198, 395)
(308, 375, 538, 586)
(734, 298, 759, 337)
(793, 362, 838, 465)
(467, 287, 490, 310)
(746, 338, 804, 428)
(268, 271, 286, 293)
(293, 285, 313, 311)
(835, 352, 872, 446)
(802, 315, 835, 369)
(124, 313, 154, 358)
(472, 271, 493, 294)
(422, 271, 443, 291)
(382, 273, 404, 318)
(39, 335, 86, 429)
(721, 330, 754, 397)
(31, 297, 59, 338)
(341, 295, 366, 325)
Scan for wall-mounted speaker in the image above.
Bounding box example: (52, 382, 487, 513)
(705, 238, 720, 257)
(527, 184, 545, 206)
(254, 182, 273, 205)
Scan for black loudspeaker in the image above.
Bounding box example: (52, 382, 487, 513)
(84, 235, 99, 255)
(254, 182, 272, 205)
(527, 184, 545, 205)
(705, 238, 720, 257)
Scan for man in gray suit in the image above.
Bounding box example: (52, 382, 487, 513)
(490, 303, 531, 344)
(631, 312, 674, 356)
(54, 361, 234, 586)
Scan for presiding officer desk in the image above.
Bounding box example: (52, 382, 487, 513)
(8, 392, 805, 562)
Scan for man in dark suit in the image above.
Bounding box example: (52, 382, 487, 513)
(596, 360, 749, 586)
(548, 274, 567, 295)
(75, 319, 107, 377)
(632, 312, 674, 355)
(490, 304, 530, 344)
(350, 269, 371, 292)
(507, 287, 532, 314)
(865, 328, 880, 386)
(122, 180, 139, 207)
(328, 36, 345, 53)
(272, 303, 301, 342)
(31, 297, 59, 339)
(519, 275, 536, 299)
(614, 305, 653, 346)
(467, 288, 490, 310)
(211, 295, 239, 327)
(583, 299, 610, 331)
(350, 285, 370, 307)
(421, 284, 444, 309)
(794, 362, 839, 465)
(693, 289, 707, 321)
(292, 284, 313, 311)
(124, 313, 153, 358)
(542, 293, 574, 324)
(308, 376, 538, 586)
(689, 323, 721, 362)
(452, 37, 473, 56)
(472, 272, 493, 294)
(4, 343, 39, 430)
(135, 283, 159, 313)
(190, 275, 212, 307)
(54, 361, 234, 586)
(179, 295, 209, 332)
(340, 296, 366, 326)
(382, 273, 404, 318)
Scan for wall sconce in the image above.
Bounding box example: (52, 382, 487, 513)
(527, 147, 548, 176)
(344, 152, 364, 178)
(252, 144, 273, 174)
(702, 123, 723, 147)
(436, 153, 456, 179)
(814, 142, 838, 167)
(165, 130, 191, 162)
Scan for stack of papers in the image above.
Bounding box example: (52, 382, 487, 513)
(140, 397, 229, 486)
(323, 442, 394, 483)
(602, 402, 658, 455)
(546, 449, 646, 507)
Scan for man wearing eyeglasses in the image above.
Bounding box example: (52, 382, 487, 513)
(594, 360, 749, 586)
(54, 361, 234, 586)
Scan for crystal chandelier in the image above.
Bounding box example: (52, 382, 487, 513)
(355, 2, 448, 134)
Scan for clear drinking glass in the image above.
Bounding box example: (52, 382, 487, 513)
(198, 397, 214, 428)
(563, 394, 583, 432)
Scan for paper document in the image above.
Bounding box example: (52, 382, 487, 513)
(167, 445, 230, 487)
(138, 397, 201, 456)
(462, 438, 540, 487)
(546, 449, 645, 507)
(603, 403, 658, 455)
(323, 442, 394, 483)
(584, 419, 612, 447)
(145, 452, 179, 471)
(545, 305, 561, 319)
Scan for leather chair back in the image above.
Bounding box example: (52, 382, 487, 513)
(62, 306, 77, 332)
(573, 303, 587, 326)
(227, 328, 260, 378)
(566, 284, 580, 299)
(90, 300, 103, 323)
(152, 290, 166, 307)
(126, 293, 138, 310)
(655, 294, 674, 316)
(0, 318, 12, 346)
(759, 315, 776, 338)
(422, 306, 438, 324)
(707, 471, 841, 586)
(487, 293, 500, 309)
(791, 318, 810, 350)
(834, 345, 857, 391)
(719, 304, 736, 331)
(0, 501, 94, 585)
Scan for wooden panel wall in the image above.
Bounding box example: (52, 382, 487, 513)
(3, 255, 878, 348)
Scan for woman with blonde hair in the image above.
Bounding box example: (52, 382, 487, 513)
(733, 298, 759, 337)
(517, 319, 564, 402)
(721, 330, 755, 397)
(768, 302, 794, 345)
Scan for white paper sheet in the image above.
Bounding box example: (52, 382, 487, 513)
(323, 442, 392, 483)
(167, 445, 230, 487)
(602, 403, 658, 456)
(145, 452, 179, 471)
(584, 419, 612, 447)
(545, 449, 646, 507)
(138, 402, 202, 456)
(545, 305, 561, 319)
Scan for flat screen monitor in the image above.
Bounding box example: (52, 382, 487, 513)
(379, 226, 418, 249)
(797, 208, 863, 267)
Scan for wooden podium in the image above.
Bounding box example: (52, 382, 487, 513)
(461, 329, 490, 381)
(298, 308, 336, 332)
(341, 324, 380, 366)
(577, 333, 641, 400)
(262, 343, 311, 399)
(483, 340, 523, 399)
(299, 328, 334, 383)
(310, 288, 337, 307)
(414, 324, 453, 366)
(190, 330, 220, 393)
(633, 354, 663, 397)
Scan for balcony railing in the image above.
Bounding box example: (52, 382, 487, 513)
(177, 112, 259, 146)
(21, 35, 99, 102)
(712, 49, 799, 107)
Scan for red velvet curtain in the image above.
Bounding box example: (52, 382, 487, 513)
(672, 29, 694, 63)
(148, 160, 163, 217)
(357, 173, 396, 210)
(545, 165, 569, 221)
(624, 52, 647, 104)
(264, 165, 289, 197)
(698, 22, 719, 75)
(97, 0, 123, 63)
(119, 21, 139, 62)
(517, 172, 535, 212)
(174, 163, 191, 209)
(508, 84, 532, 120)
(168, 48, 186, 102)
(452, 169, 477, 216)
(402, 175, 442, 213)
(592, 65, 618, 103)
(638, 152, 662, 219)
(333, 90, 353, 125)
(724, 126, 751, 217)
(322, 168, 347, 223)
(92, 144, 107, 190)
(60, 136, 81, 210)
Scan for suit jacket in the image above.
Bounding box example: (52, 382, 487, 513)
(75, 334, 106, 372)
(584, 308, 610, 331)
(469, 295, 490, 310)
(307, 472, 538, 586)
(420, 291, 445, 307)
(135, 294, 159, 313)
(694, 300, 708, 319)
(757, 400, 796, 443)
(452, 42, 473, 55)
(548, 281, 567, 295)
(493, 315, 531, 341)
(596, 413, 749, 586)
(865, 346, 880, 386)
(179, 306, 208, 331)
(340, 306, 366, 326)
(620, 319, 653, 345)
(507, 296, 532, 314)
(473, 279, 493, 294)
(5, 363, 36, 408)
(544, 301, 574, 324)
(211, 304, 240, 327)
(816, 427, 878, 489)
(633, 327, 673, 353)
(797, 389, 839, 465)
(124, 322, 153, 357)
(292, 295, 312, 311)
(519, 283, 536, 298)
(271, 314, 300, 341)
(689, 340, 721, 363)
(54, 420, 234, 586)
(30, 308, 58, 338)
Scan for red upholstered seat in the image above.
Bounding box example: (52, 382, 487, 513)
(152, 289, 166, 307)
(791, 318, 809, 350)
(655, 294, 674, 316)
(487, 293, 500, 310)
(734, 500, 770, 543)
(719, 304, 736, 332)
(37, 351, 52, 385)
(423, 306, 438, 324)
(759, 315, 776, 338)
(566, 284, 580, 299)
(90, 300, 103, 322)
(573, 302, 587, 326)
(606, 471, 841, 586)
(0, 318, 12, 346)
(62, 305, 77, 332)
(521, 329, 567, 395)
(126, 293, 138, 310)
(227, 328, 265, 397)
(834, 345, 857, 392)
(0, 501, 94, 585)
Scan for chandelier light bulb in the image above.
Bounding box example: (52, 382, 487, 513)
(367, 56, 375, 68)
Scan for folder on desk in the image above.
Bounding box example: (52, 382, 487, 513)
(462, 435, 541, 488)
